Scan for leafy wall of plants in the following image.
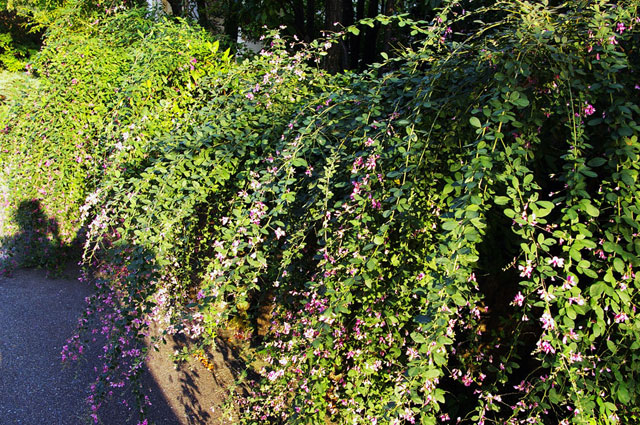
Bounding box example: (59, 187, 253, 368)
(1, 1, 640, 424)
(0, 10, 42, 71)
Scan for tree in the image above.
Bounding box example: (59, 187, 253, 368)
(150, 0, 458, 71)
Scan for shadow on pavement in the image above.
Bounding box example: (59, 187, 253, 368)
(0, 268, 182, 425)
(0, 198, 248, 424)
(0, 199, 72, 275)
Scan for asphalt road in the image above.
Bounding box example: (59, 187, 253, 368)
(0, 268, 180, 425)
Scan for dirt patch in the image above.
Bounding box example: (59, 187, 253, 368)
(145, 325, 248, 425)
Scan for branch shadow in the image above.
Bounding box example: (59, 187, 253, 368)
(145, 324, 254, 425)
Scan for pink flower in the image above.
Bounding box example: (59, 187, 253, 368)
(365, 154, 379, 171)
(536, 339, 555, 354)
(548, 256, 564, 268)
(351, 156, 364, 174)
(584, 103, 596, 116)
(562, 328, 579, 344)
(350, 181, 362, 199)
(540, 312, 555, 330)
(568, 352, 583, 363)
(537, 288, 555, 302)
(614, 313, 628, 323)
(568, 296, 585, 306)
(616, 22, 626, 34)
(518, 261, 533, 278)
(406, 347, 420, 360)
(512, 292, 525, 307)
(461, 372, 473, 386)
(275, 227, 286, 239)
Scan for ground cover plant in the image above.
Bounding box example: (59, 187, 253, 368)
(1, 0, 640, 424)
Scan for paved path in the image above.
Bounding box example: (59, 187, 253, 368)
(0, 268, 180, 425)
(0, 164, 238, 425)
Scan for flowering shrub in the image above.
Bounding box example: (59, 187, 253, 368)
(2, 1, 640, 424)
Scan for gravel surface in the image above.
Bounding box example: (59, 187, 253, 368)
(0, 268, 180, 425)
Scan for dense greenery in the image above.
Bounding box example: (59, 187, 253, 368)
(1, 1, 640, 424)
(0, 10, 41, 70)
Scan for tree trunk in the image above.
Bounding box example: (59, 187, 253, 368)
(324, 0, 344, 73)
(291, 0, 307, 40)
(362, 0, 379, 66)
(195, 0, 209, 28)
(350, 0, 364, 68)
(224, 0, 239, 46)
(305, 0, 316, 41)
(342, 0, 357, 69)
(381, 0, 395, 56)
(166, 0, 182, 16)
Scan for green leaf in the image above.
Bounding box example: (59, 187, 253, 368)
(613, 257, 625, 274)
(292, 157, 307, 167)
(617, 385, 630, 404)
(347, 26, 360, 36)
(469, 116, 482, 128)
(366, 258, 378, 270)
(424, 368, 440, 379)
(585, 203, 599, 217)
(407, 366, 422, 377)
(590, 282, 606, 298)
(514, 96, 529, 107)
(587, 157, 607, 167)
(494, 196, 510, 205)
(442, 220, 459, 231)
(410, 332, 426, 343)
(452, 293, 466, 306)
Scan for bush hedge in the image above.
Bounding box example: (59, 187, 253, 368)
(1, 1, 639, 424)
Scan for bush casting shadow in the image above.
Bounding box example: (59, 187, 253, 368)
(0, 199, 74, 275)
